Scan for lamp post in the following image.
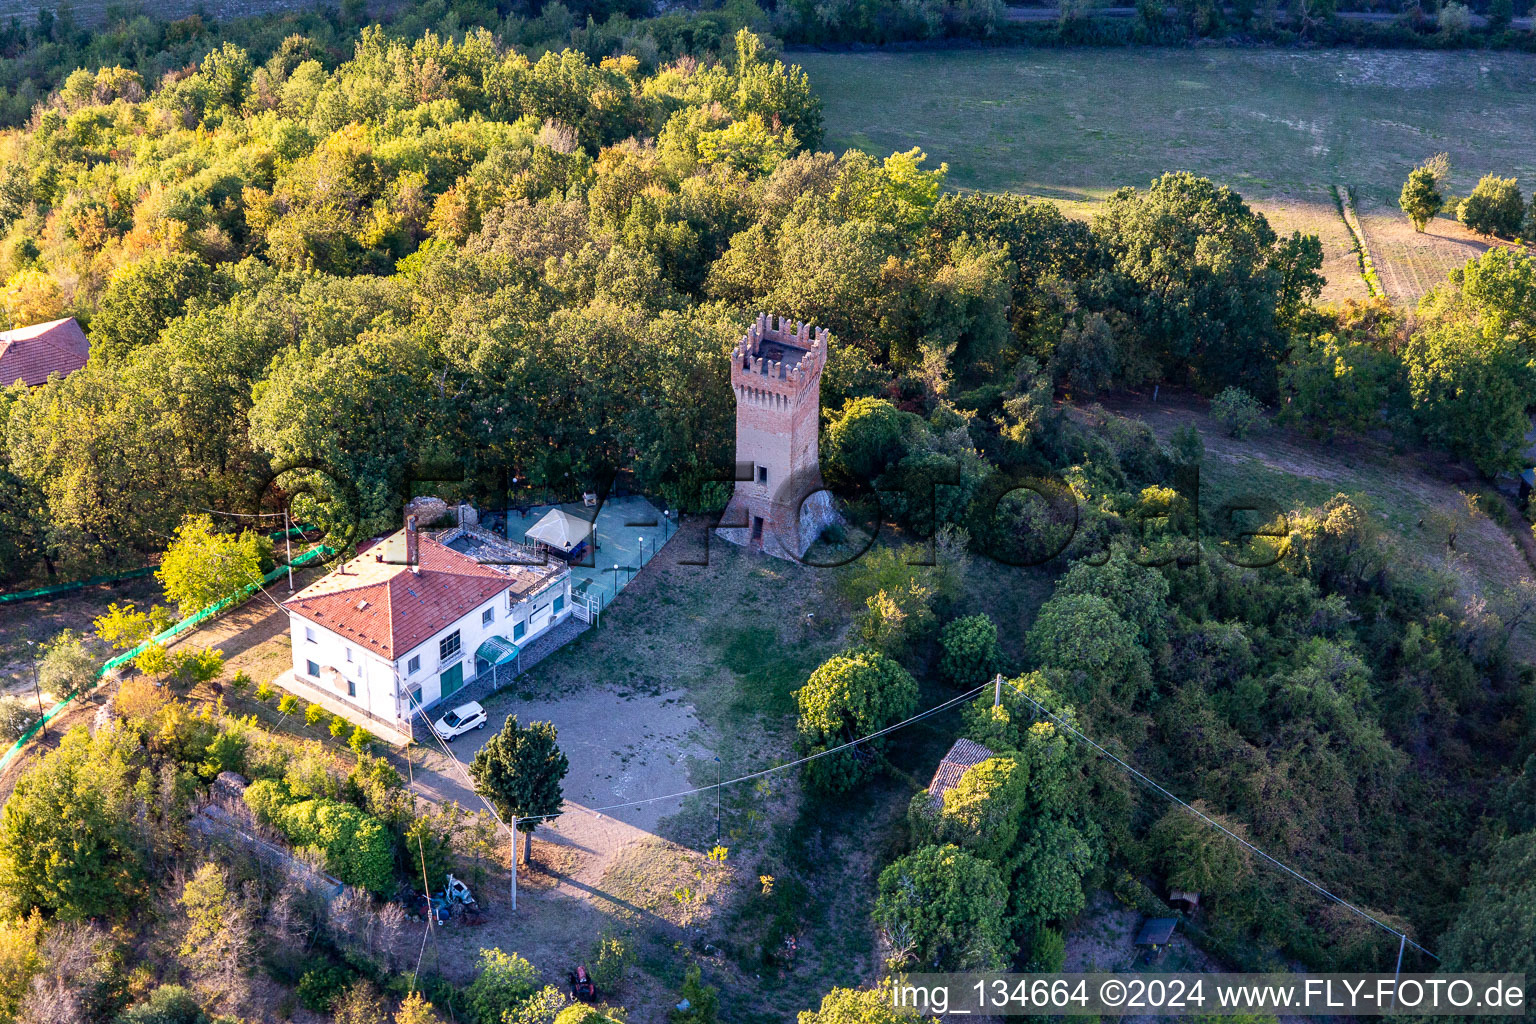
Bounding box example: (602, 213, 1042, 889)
(24, 639, 44, 739)
(637, 534, 646, 567)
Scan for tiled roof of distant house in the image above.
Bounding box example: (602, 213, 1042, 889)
(284, 530, 517, 660)
(926, 737, 994, 805)
(0, 317, 89, 387)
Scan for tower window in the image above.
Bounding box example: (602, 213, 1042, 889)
(757, 466, 768, 485)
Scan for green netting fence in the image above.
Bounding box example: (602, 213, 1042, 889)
(0, 567, 158, 605)
(0, 543, 335, 773)
(0, 525, 316, 605)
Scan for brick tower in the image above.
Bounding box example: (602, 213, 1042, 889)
(718, 313, 836, 560)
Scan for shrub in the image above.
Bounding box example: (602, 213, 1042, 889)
(937, 614, 1002, 689)
(114, 677, 170, 723)
(229, 671, 252, 692)
(243, 784, 396, 893)
(466, 947, 538, 1024)
(330, 716, 349, 738)
(0, 697, 36, 742)
(254, 682, 275, 702)
(669, 965, 719, 1024)
(1026, 927, 1066, 972)
(1210, 386, 1264, 438)
(276, 694, 300, 717)
(37, 629, 98, 701)
(348, 725, 375, 754)
(241, 778, 287, 825)
(856, 583, 935, 658)
(589, 931, 633, 990)
(296, 964, 353, 1013)
(118, 984, 207, 1024)
(304, 704, 328, 728)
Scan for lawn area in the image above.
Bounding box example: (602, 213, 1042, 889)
(800, 46, 1536, 304)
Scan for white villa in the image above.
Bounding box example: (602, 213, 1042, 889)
(282, 515, 573, 731)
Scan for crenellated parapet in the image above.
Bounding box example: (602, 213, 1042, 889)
(729, 313, 831, 402)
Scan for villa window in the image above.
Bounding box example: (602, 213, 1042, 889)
(344, 646, 352, 662)
(306, 660, 319, 677)
(482, 607, 494, 626)
(440, 630, 461, 660)
(305, 626, 316, 643)
(347, 679, 356, 697)
(408, 655, 420, 674)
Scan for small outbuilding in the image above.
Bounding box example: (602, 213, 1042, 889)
(926, 737, 994, 807)
(1135, 917, 1179, 949)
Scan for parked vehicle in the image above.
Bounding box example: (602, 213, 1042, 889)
(432, 701, 488, 740)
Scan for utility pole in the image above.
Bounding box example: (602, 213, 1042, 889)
(714, 756, 722, 844)
(26, 640, 45, 739)
(994, 673, 1003, 708)
(509, 818, 519, 911)
(284, 509, 295, 592)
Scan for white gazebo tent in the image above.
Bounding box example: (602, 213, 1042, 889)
(524, 508, 593, 557)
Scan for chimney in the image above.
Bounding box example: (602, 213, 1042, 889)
(405, 514, 419, 573)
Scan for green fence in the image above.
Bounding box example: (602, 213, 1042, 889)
(0, 567, 158, 605)
(0, 544, 335, 773)
(0, 525, 316, 606)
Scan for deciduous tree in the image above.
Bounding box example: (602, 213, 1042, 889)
(1457, 175, 1525, 238)
(157, 515, 269, 617)
(794, 648, 919, 793)
(1399, 167, 1444, 232)
(873, 843, 1008, 970)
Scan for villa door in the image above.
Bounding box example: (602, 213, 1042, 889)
(440, 662, 463, 699)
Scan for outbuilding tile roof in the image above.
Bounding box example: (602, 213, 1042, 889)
(0, 317, 89, 386)
(927, 737, 994, 803)
(284, 530, 513, 660)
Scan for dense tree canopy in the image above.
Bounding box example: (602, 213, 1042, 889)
(795, 647, 919, 792)
(873, 843, 1009, 970)
(1091, 172, 1323, 398)
(0, 728, 143, 920)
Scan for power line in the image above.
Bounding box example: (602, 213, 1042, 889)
(997, 675, 1439, 962)
(509, 683, 989, 827)
(196, 507, 290, 520)
(407, 679, 986, 828)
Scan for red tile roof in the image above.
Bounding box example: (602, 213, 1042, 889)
(927, 738, 994, 804)
(284, 531, 514, 660)
(0, 317, 89, 387)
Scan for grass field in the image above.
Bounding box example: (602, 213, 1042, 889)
(799, 46, 1536, 304)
